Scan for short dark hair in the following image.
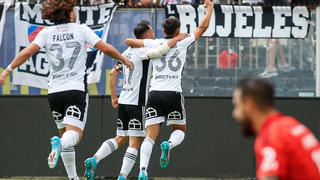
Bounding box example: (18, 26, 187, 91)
(42, 0, 76, 24)
(236, 77, 275, 110)
(162, 17, 181, 37)
(134, 20, 151, 39)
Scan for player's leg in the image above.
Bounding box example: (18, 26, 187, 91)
(139, 92, 165, 180)
(168, 124, 186, 149)
(118, 105, 145, 180)
(59, 125, 82, 180)
(84, 136, 127, 180)
(48, 91, 88, 180)
(47, 94, 79, 179)
(84, 104, 128, 180)
(47, 91, 68, 170)
(160, 92, 187, 169)
(118, 137, 142, 180)
(139, 124, 161, 180)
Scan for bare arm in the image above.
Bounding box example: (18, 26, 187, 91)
(109, 68, 121, 108)
(0, 44, 40, 85)
(95, 41, 134, 70)
(124, 38, 145, 48)
(193, 0, 214, 40)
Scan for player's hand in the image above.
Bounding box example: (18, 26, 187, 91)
(204, 0, 213, 8)
(125, 60, 134, 71)
(0, 70, 9, 86)
(176, 33, 188, 41)
(111, 97, 119, 109)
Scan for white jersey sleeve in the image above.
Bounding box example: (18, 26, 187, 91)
(176, 33, 195, 48)
(32, 28, 48, 49)
(81, 24, 101, 47)
(144, 39, 163, 48)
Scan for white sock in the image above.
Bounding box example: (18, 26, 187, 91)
(94, 139, 118, 163)
(140, 137, 155, 174)
(60, 130, 79, 149)
(61, 147, 79, 179)
(168, 130, 185, 149)
(119, 147, 138, 178)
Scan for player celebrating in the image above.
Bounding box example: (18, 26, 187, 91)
(84, 21, 187, 180)
(125, 0, 213, 179)
(0, 0, 133, 179)
(232, 77, 320, 180)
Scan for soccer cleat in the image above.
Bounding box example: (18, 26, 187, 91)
(138, 170, 148, 180)
(48, 136, 62, 169)
(84, 157, 97, 180)
(160, 141, 171, 169)
(117, 175, 127, 180)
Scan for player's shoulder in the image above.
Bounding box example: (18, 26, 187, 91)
(259, 115, 298, 145)
(74, 23, 92, 34)
(79, 23, 90, 29)
(271, 115, 300, 131)
(38, 26, 52, 34)
(176, 33, 195, 47)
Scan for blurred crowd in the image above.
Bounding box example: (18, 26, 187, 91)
(78, 0, 319, 7)
(19, 0, 320, 9)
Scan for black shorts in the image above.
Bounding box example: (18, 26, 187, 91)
(145, 91, 186, 127)
(117, 104, 145, 137)
(47, 90, 88, 130)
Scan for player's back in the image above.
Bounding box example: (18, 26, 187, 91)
(33, 23, 100, 94)
(146, 34, 195, 92)
(255, 113, 320, 180)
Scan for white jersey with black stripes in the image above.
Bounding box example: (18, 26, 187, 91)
(115, 47, 152, 106)
(32, 23, 101, 94)
(144, 33, 195, 92)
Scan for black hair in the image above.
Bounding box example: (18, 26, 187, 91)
(236, 77, 275, 110)
(134, 20, 151, 39)
(162, 17, 180, 37)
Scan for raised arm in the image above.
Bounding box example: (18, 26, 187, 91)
(193, 0, 214, 40)
(0, 44, 40, 85)
(95, 41, 134, 70)
(109, 67, 121, 108)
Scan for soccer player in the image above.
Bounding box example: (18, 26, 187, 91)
(232, 77, 320, 180)
(124, 0, 214, 179)
(0, 0, 133, 179)
(84, 21, 187, 180)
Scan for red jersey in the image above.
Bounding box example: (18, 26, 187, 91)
(255, 113, 320, 180)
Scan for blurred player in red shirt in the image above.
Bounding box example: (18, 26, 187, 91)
(232, 77, 320, 180)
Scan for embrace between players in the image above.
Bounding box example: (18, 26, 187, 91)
(0, 0, 213, 179)
(1, 0, 320, 179)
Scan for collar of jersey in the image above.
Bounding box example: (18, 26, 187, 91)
(260, 112, 284, 132)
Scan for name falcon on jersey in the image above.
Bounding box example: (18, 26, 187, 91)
(53, 33, 74, 42)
